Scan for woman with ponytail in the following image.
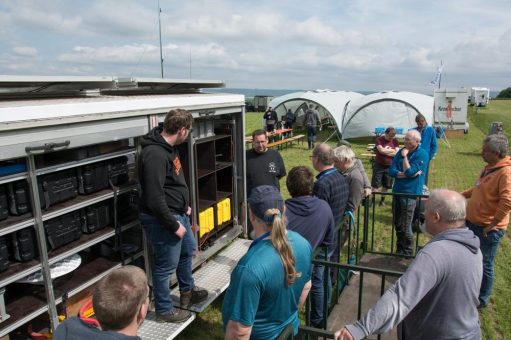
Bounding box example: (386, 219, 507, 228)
(222, 185, 312, 340)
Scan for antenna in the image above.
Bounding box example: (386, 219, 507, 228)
(158, 0, 164, 78)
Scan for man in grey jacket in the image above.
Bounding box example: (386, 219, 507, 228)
(334, 189, 483, 340)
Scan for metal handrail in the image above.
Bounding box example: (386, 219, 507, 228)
(303, 191, 426, 334)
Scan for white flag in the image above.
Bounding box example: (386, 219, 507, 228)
(429, 64, 443, 86)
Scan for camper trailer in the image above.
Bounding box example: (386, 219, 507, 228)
(434, 88, 469, 132)
(253, 95, 275, 112)
(0, 76, 248, 339)
(470, 87, 490, 107)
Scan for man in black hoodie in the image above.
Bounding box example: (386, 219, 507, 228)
(285, 166, 335, 328)
(138, 109, 207, 323)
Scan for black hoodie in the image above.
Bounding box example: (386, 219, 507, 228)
(138, 126, 189, 232)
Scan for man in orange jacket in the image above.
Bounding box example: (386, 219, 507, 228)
(462, 134, 511, 309)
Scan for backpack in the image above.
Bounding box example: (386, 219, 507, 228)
(305, 110, 319, 127)
(285, 111, 295, 123)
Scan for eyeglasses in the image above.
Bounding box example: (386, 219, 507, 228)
(309, 155, 317, 159)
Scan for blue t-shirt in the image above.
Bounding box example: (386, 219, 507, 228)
(389, 147, 429, 195)
(414, 125, 438, 160)
(222, 231, 312, 340)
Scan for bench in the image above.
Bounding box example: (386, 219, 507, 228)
(267, 134, 305, 150)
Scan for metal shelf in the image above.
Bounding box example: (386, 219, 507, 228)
(36, 147, 136, 176)
(0, 215, 34, 238)
(41, 182, 137, 222)
(0, 256, 122, 338)
(0, 182, 137, 236)
(0, 259, 41, 288)
(0, 172, 28, 185)
(48, 227, 116, 265)
(193, 134, 231, 144)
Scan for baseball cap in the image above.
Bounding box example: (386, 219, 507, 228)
(248, 185, 284, 223)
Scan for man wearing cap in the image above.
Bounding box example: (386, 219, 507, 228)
(223, 185, 312, 340)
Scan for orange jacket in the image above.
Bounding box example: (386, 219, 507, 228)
(462, 156, 511, 230)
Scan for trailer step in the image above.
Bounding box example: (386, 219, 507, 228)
(170, 238, 251, 312)
(138, 311, 196, 340)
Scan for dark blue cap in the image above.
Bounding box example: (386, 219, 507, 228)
(248, 185, 284, 222)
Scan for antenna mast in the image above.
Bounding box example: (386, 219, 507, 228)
(158, 0, 164, 78)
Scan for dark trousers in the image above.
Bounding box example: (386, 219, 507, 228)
(392, 197, 416, 255)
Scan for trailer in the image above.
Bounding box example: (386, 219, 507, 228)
(0, 76, 248, 339)
(470, 87, 490, 107)
(434, 88, 469, 132)
(252, 95, 275, 112)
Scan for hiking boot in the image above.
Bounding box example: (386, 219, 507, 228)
(155, 308, 191, 323)
(180, 286, 208, 308)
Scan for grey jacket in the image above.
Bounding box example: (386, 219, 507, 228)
(346, 227, 482, 340)
(341, 165, 364, 212)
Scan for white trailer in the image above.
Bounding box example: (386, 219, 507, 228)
(0, 76, 249, 339)
(434, 88, 469, 132)
(470, 87, 490, 107)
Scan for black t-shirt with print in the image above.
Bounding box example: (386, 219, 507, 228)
(246, 148, 286, 196)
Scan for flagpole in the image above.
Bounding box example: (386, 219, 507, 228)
(158, 0, 164, 78)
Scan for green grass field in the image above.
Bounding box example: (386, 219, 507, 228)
(178, 101, 511, 339)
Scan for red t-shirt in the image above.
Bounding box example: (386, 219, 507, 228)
(374, 135, 399, 166)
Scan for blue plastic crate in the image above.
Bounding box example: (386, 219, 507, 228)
(0, 163, 27, 176)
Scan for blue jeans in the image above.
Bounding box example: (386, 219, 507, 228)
(140, 213, 197, 314)
(393, 197, 416, 255)
(307, 126, 317, 144)
(310, 252, 332, 328)
(467, 221, 505, 306)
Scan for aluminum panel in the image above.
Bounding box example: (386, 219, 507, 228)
(138, 312, 195, 340)
(170, 238, 251, 312)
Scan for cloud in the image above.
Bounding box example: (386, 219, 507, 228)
(12, 46, 38, 57)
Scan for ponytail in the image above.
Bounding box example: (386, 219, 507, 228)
(263, 208, 300, 286)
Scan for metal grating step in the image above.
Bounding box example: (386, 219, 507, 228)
(138, 311, 195, 340)
(170, 238, 251, 312)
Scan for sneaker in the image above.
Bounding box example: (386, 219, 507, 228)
(378, 200, 386, 207)
(180, 286, 208, 308)
(155, 308, 191, 323)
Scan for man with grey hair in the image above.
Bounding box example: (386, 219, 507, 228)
(311, 144, 349, 283)
(462, 133, 511, 308)
(389, 130, 429, 255)
(333, 145, 364, 213)
(334, 189, 482, 340)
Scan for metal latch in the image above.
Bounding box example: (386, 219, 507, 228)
(25, 140, 71, 154)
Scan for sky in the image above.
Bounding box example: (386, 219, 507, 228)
(0, 0, 510, 94)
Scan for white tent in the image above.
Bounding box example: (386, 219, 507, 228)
(341, 91, 434, 139)
(269, 90, 364, 128)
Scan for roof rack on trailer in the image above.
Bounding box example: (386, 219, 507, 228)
(0, 75, 225, 99)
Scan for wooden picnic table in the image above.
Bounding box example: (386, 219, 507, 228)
(245, 128, 293, 144)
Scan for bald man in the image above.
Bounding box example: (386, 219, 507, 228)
(334, 189, 482, 340)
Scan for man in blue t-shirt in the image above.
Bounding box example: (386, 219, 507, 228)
(414, 114, 437, 185)
(222, 186, 312, 340)
(389, 130, 428, 256)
